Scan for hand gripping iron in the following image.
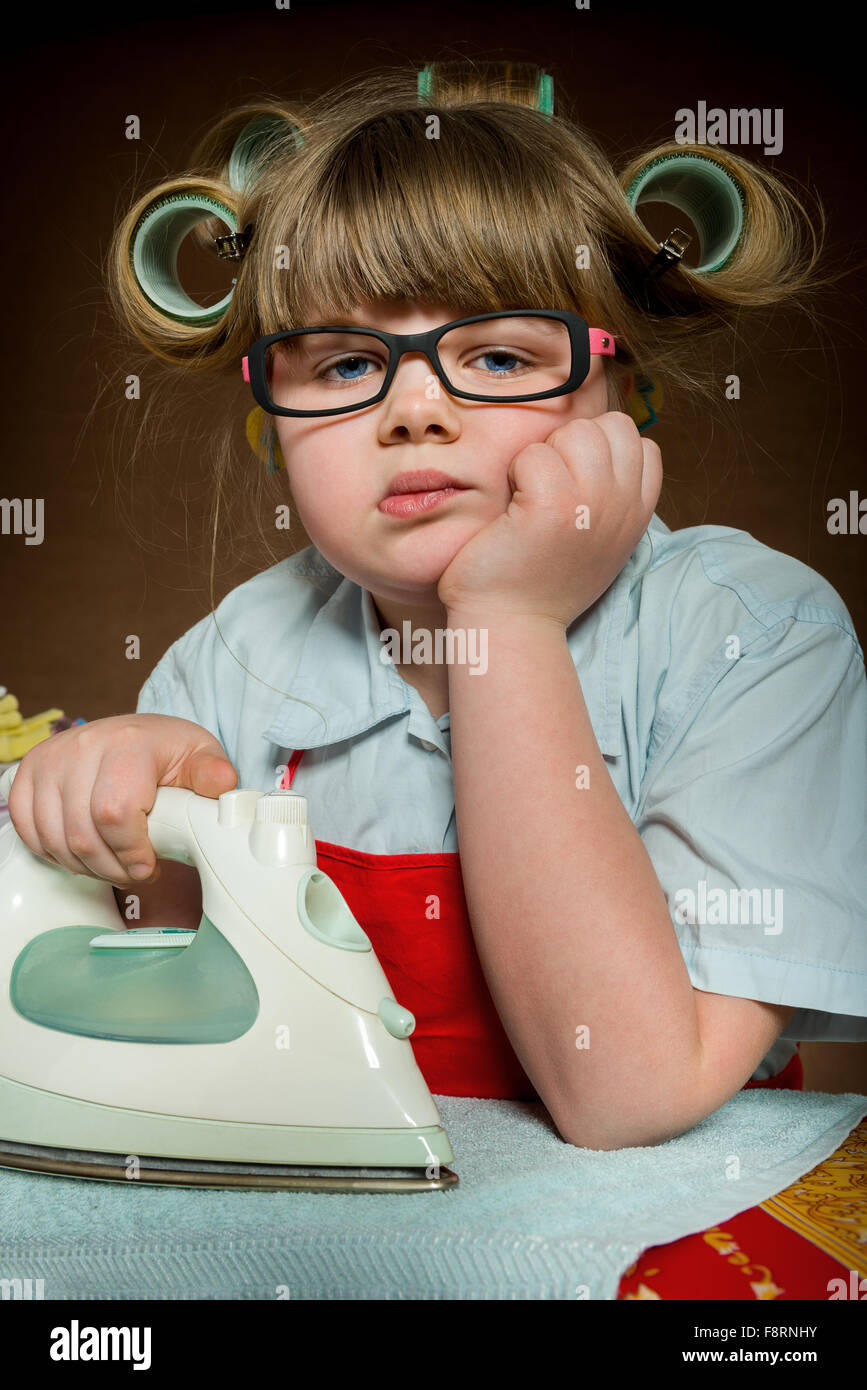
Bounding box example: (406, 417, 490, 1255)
(0, 765, 457, 1191)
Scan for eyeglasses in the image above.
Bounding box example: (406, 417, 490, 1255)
(242, 310, 615, 418)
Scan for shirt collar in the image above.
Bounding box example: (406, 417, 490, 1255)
(263, 522, 661, 758)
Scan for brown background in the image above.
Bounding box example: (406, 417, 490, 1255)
(1, 0, 864, 1090)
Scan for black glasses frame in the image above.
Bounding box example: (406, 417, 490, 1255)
(244, 309, 595, 418)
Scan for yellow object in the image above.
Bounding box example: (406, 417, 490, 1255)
(627, 376, 663, 432)
(761, 1116, 867, 1278)
(0, 708, 65, 761)
(246, 406, 286, 472)
(0, 692, 21, 729)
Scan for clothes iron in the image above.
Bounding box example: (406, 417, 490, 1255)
(0, 765, 457, 1191)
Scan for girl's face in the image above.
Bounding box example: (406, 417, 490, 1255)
(273, 299, 613, 610)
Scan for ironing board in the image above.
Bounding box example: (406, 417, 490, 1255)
(617, 1115, 866, 1299)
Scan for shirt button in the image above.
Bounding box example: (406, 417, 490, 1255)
(419, 739, 437, 752)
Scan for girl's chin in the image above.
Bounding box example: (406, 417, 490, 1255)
(307, 518, 483, 586)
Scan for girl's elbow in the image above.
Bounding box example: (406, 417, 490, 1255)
(558, 1112, 704, 1151)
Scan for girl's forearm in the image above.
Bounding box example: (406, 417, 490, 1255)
(445, 609, 703, 1150)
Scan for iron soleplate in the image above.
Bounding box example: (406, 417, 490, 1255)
(0, 1138, 458, 1192)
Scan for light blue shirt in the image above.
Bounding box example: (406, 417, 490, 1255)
(136, 512, 867, 1078)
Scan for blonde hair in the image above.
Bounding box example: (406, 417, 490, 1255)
(103, 58, 847, 614)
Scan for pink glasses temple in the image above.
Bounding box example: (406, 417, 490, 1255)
(588, 329, 615, 357)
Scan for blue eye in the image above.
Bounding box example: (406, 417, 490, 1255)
(321, 354, 377, 381)
(464, 349, 533, 377)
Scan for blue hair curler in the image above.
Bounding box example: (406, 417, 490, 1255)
(621, 153, 747, 428)
(129, 190, 242, 326)
(417, 63, 553, 118)
(227, 113, 304, 192)
(625, 152, 746, 275)
(127, 112, 303, 327)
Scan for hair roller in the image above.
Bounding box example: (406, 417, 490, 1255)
(127, 181, 244, 326)
(624, 152, 747, 275)
(227, 112, 304, 190)
(416, 61, 554, 118)
(126, 107, 305, 329)
(187, 103, 306, 197)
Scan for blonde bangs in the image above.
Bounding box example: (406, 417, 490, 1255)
(250, 105, 595, 332)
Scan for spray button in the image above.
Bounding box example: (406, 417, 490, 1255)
(378, 997, 416, 1038)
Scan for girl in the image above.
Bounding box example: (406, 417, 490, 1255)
(11, 60, 866, 1151)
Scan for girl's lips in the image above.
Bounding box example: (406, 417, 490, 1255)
(378, 487, 467, 518)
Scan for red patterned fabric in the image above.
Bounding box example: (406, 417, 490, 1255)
(616, 1195, 846, 1300)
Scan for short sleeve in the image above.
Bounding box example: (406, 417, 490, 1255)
(636, 618, 867, 1042)
(136, 661, 199, 723)
(134, 616, 226, 753)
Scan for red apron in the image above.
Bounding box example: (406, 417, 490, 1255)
(280, 749, 802, 1100)
(284, 750, 830, 1299)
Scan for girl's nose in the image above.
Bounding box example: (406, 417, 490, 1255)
(387, 352, 451, 407)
